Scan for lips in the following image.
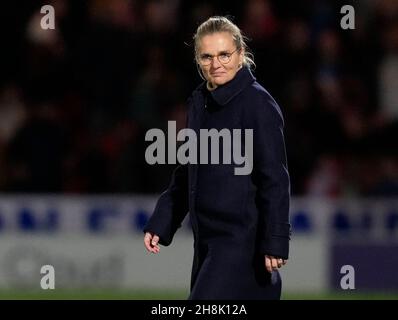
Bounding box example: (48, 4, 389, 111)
(211, 73, 225, 77)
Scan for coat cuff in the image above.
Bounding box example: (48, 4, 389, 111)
(143, 224, 173, 246)
(143, 211, 175, 246)
(259, 222, 291, 259)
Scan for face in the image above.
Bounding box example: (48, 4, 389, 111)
(197, 32, 244, 86)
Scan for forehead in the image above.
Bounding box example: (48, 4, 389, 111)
(198, 32, 235, 53)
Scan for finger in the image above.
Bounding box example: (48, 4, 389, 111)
(152, 235, 160, 247)
(150, 235, 161, 254)
(265, 256, 272, 273)
(144, 233, 154, 252)
(271, 258, 278, 270)
(277, 258, 283, 268)
(282, 259, 287, 265)
(144, 233, 159, 253)
(151, 235, 160, 252)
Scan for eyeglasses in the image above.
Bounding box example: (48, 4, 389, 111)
(198, 48, 240, 66)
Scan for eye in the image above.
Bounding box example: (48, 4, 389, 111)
(201, 54, 212, 60)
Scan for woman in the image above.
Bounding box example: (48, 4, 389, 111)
(144, 16, 291, 300)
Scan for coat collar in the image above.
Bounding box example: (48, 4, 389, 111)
(205, 67, 256, 106)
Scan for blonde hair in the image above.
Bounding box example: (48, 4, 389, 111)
(193, 16, 256, 76)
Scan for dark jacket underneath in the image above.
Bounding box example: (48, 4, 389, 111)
(144, 67, 291, 300)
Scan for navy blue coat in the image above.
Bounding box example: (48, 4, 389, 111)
(144, 67, 291, 300)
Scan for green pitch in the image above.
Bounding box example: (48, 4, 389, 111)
(0, 289, 397, 300)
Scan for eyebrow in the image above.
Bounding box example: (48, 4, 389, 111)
(200, 50, 232, 56)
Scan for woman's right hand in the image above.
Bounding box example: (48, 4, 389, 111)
(144, 232, 160, 253)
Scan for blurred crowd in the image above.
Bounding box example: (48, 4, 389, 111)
(0, 0, 397, 197)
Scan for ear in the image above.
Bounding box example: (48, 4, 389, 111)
(239, 48, 245, 65)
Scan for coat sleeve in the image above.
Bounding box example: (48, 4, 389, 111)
(248, 89, 291, 259)
(143, 99, 191, 246)
(143, 163, 189, 246)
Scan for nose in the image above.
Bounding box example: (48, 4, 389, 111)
(210, 56, 222, 69)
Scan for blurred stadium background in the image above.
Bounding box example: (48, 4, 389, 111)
(0, 0, 398, 299)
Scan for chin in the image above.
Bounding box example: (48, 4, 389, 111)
(213, 77, 228, 85)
